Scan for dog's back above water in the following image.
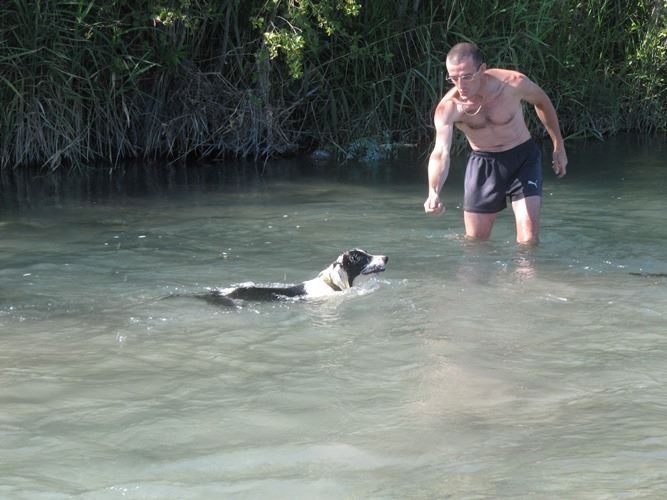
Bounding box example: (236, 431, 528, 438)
(196, 248, 388, 306)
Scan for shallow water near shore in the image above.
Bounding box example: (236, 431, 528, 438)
(1, 136, 666, 498)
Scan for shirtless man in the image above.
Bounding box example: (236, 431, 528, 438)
(424, 42, 568, 245)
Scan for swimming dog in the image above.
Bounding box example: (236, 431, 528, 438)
(199, 248, 388, 306)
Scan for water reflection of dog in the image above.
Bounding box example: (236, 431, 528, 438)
(198, 248, 388, 307)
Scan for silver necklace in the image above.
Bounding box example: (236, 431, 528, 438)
(462, 103, 483, 116)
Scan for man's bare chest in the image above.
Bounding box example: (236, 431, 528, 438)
(455, 97, 522, 131)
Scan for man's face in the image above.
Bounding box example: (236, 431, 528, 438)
(446, 57, 484, 99)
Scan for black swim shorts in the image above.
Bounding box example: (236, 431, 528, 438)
(463, 139, 542, 213)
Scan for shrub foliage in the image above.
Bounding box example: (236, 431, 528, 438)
(1, 0, 665, 169)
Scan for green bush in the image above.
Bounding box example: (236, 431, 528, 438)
(1, 0, 665, 170)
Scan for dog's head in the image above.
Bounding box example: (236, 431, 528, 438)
(324, 248, 388, 290)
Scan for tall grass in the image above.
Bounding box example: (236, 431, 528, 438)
(0, 0, 665, 170)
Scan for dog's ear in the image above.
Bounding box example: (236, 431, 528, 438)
(330, 259, 350, 289)
(331, 266, 350, 290)
(344, 248, 369, 264)
(341, 249, 360, 266)
(335, 250, 353, 269)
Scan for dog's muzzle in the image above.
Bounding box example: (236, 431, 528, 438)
(361, 255, 388, 275)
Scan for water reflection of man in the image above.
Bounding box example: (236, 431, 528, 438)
(424, 42, 568, 245)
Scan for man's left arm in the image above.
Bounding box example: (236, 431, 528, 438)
(519, 76, 568, 178)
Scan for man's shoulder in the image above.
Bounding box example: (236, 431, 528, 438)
(440, 86, 459, 103)
(435, 90, 463, 122)
(486, 68, 529, 85)
(486, 67, 526, 77)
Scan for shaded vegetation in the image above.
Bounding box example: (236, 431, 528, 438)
(1, 0, 665, 170)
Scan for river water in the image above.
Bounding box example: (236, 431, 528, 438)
(1, 136, 666, 498)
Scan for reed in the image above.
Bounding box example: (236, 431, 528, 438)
(0, 0, 665, 170)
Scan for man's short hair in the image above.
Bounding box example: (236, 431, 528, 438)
(447, 42, 485, 67)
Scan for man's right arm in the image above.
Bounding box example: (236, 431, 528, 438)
(424, 99, 455, 215)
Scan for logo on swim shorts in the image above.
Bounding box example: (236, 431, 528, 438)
(527, 180, 539, 189)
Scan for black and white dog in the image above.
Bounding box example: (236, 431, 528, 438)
(199, 248, 388, 306)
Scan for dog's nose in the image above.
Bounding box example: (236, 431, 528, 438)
(382, 256, 388, 263)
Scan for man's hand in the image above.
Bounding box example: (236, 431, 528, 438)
(552, 148, 568, 178)
(424, 193, 445, 215)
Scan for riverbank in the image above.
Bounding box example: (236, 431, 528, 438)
(1, 1, 665, 170)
